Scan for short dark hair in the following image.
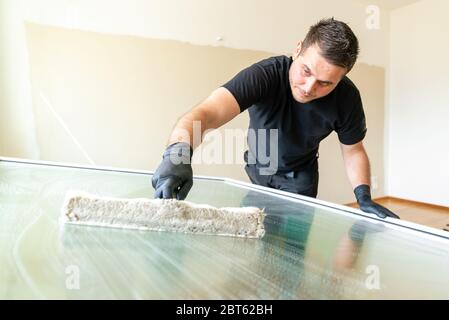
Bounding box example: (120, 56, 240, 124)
(300, 18, 359, 72)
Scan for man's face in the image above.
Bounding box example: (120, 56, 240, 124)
(289, 43, 347, 103)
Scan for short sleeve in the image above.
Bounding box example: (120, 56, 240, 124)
(222, 60, 274, 112)
(336, 89, 367, 145)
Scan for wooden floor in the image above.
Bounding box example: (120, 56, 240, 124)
(347, 197, 449, 232)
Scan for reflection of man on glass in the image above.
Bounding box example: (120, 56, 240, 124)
(152, 18, 399, 219)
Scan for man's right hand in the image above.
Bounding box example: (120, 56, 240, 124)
(151, 142, 193, 200)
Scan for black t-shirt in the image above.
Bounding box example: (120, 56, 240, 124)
(222, 55, 367, 174)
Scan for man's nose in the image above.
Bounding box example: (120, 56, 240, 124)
(304, 78, 316, 95)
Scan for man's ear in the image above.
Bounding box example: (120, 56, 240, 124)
(293, 41, 303, 60)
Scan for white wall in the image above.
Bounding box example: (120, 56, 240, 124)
(1, 0, 397, 204)
(23, 23, 386, 205)
(20, 0, 391, 67)
(24, 22, 266, 181)
(0, 0, 40, 158)
(388, 0, 449, 206)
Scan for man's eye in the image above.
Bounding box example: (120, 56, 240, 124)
(319, 82, 330, 87)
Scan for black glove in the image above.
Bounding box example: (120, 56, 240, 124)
(151, 142, 193, 200)
(354, 184, 400, 219)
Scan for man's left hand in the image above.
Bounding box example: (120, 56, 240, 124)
(354, 184, 400, 219)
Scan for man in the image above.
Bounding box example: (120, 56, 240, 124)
(152, 18, 399, 219)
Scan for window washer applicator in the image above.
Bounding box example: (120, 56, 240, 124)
(61, 190, 265, 238)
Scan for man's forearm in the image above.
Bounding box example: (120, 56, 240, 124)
(341, 142, 399, 219)
(166, 88, 241, 150)
(167, 107, 208, 150)
(342, 145, 371, 189)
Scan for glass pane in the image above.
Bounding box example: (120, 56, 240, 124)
(0, 160, 448, 299)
